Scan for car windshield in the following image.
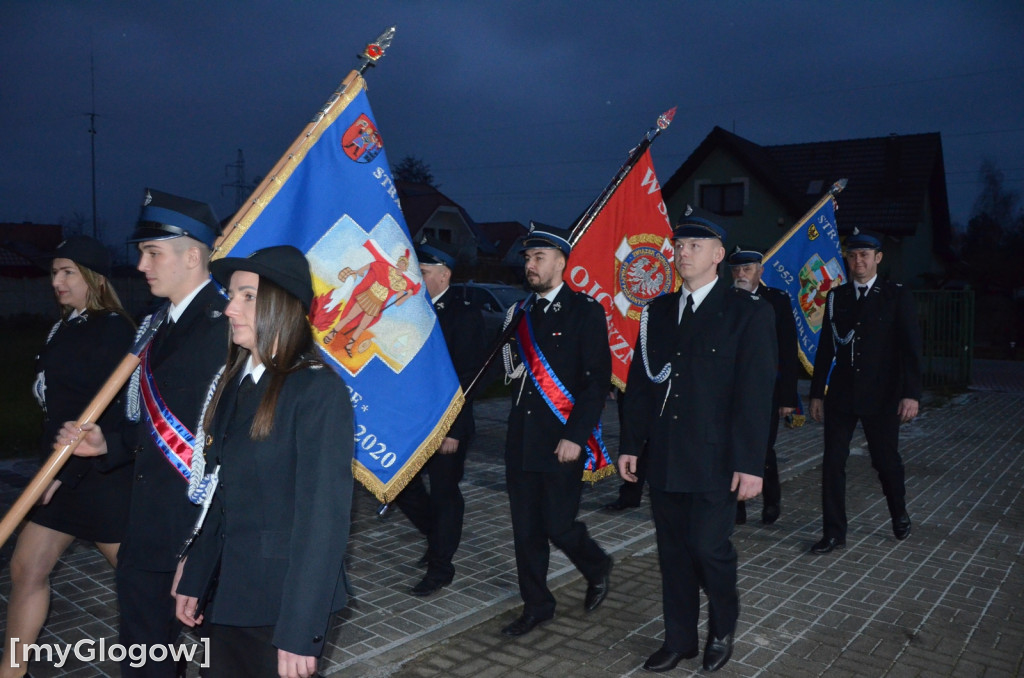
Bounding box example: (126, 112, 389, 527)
(488, 286, 530, 308)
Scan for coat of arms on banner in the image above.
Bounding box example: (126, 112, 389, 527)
(798, 253, 846, 332)
(307, 214, 433, 376)
(613, 235, 675, 319)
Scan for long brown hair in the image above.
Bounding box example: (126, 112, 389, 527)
(54, 261, 135, 328)
(204, 276, 321, 441)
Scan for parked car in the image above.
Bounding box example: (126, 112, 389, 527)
(449, 282, 530, 340)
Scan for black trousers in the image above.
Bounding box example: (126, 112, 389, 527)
(203, 624, 279, 678)
(394, 438, 469, 581)
(615, 444, 649, 506)
(115, 565, 185, 678)
(737, 404, 782, 517)
(821, 405, 906, 540)
(650, 486, 738, 653)
(505, 460, 609, 619)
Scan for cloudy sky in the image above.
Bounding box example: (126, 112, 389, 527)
(3, 1, 1022, 259)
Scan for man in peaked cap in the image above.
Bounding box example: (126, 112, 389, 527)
(808, 229, 922, 555)
(618, 207, 776, 672)
(728, 246, 800, 526)
(65, 188, 228, 677)
(499, 222, 613, 637)
(393, 235, 485, 597)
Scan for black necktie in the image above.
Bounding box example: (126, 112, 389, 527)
(679, 294, 694, 325)
(533, 298, 550, 316)
(857, 285, 868, 301)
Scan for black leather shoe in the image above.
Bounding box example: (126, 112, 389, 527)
(409, 575, 452, 597)
(702, 634, 733, 672)
(810, 536, 846, 554)
(642, 646, 699, 672)
(584, 556, 613, 611)
(501, 612, 551, 637)
(735, 501, 747, 525)
(602, 498, 640, 511)
(892, 512, 912, 540)
(762, 503, 780, 525)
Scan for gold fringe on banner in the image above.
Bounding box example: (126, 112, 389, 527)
(352, 389, 465, 504)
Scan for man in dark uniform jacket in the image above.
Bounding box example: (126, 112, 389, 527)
(70, 189, 228, 677)
(394, 236, 485, 597)
(619, 208, 776, 673)
(728, 246, 800, 525)
(500, 224, 614, 638)
(809, 229, 922, 555)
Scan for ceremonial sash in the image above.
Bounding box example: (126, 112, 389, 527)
(515, 302, 615, 481)
(139, 344, 195, 480)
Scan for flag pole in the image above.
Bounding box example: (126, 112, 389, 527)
(568, 107, 676, 246)
(462, 107, 677, 402)
(762, 178, 848, 262)
(0, 29, 397, 549)
(215, 26, 397, 256)
(0, 309, 166, 548)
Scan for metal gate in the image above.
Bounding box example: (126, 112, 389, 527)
(913, 290, 974, 389)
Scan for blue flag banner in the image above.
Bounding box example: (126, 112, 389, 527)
(760, 193, 846, 374)
(216, 73, 462, 503)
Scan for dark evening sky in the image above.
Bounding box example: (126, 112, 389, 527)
(3, 1, 1022, 259)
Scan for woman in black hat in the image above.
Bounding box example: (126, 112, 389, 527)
(2, 235, 135, 678)
(173, 245, 353, 678)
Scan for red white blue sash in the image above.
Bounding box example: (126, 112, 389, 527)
(515, 300, 614, 480)
(139, 344, 194, 480)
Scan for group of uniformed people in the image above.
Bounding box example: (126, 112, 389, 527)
(3, 188, 922, 677)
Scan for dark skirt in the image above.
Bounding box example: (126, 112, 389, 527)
(29, 463, 133, 543)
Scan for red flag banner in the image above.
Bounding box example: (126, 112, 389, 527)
(567, 149, 678, 389)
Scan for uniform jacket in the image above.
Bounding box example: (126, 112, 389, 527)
(36, 311, 135, 488)
(435, 286, 486, 441)
(755, 283, 800, 409)
(505, 285, 612, 474)
(178, 364, 354, 658)
(810, 278, 922, 415)
(620, 277, 777, 493)
(115, 282, 229, 571)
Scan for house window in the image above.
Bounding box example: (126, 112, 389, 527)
(699, 182, 745, 216)
(437, 229, 453, 243)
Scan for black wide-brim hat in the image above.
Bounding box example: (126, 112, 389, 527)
(127, 188, 221, 248)
(210, 245, 314, 310)
(53, 235, 112, 277)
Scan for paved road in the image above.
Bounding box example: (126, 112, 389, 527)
(1, 365, 1022, 676)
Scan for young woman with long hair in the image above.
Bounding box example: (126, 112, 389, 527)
(2, 236, 135, 678)
(173, 245, 354, 678)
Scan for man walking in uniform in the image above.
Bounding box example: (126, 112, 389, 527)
(619, 207, 776, 673)
(394, 236, 485, 596)
(65, 189, 228, 677)
(728, 246, 800, 525)
(500, 224, 614, 637)
(809, 229, 922, 554)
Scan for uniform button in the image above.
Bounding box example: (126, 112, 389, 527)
(526, 410, 532, 415)
(132, 446, 143, 455)
(312, 635, 323, 643)
(672, 415, 678, 420)
(135, 474, 144, 481)
(673, 373, 679, 377)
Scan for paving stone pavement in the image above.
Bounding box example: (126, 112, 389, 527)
(1, 370, 1022, 677)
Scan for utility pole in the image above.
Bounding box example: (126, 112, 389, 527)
(223, 149, 258, 210)
(88, 52, 98, 239)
